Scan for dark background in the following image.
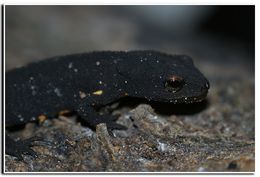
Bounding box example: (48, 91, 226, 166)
(5, 5, 255, 70)
(200, 6, 254, 55)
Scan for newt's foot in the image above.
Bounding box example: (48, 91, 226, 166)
(5, 135, 42, 160)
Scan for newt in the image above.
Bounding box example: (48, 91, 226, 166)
(5, 50, 209, 160)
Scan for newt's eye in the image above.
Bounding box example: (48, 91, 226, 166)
(164, 75, 185, 93)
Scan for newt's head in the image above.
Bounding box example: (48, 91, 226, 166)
(117, 51, 209, 104)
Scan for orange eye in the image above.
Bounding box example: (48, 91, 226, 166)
(164, 75, 184, 93)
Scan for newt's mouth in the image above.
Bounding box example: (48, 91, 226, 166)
(172, 90, 209, 104)
(163, 88, 208, 104)
(176, 79, 210, 104)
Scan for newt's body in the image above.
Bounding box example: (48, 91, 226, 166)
(5, 50, 209, 159)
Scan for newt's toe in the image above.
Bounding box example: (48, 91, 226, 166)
(5, 135, 40, 160)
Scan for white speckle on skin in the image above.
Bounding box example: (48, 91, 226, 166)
(79, 91, 87, 99)
(159, 76, 162, 79)
(156, 60, 159, 63)
(18, 114, 24, 122)
(31, 85, 37, 95)
(68, 62, 73, 69)
(32, 90, 37, 96)
(74, 68, 78, 72)
(54, 88, 62, 97)
(96, 61, 100, 66)
(124, 80, 128, 84)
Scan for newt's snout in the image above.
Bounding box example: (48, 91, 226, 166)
(201, 79, 210, 92)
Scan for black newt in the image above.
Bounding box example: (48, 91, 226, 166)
(5, 50, 209, 160)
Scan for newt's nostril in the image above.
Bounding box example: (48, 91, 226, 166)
(201, 80, 210, 92)
(205, 80, 210, 89)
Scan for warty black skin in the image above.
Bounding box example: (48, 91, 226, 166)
(5, 50, 209, 159)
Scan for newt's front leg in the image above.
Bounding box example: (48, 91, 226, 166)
(5, 134, 39, 160)
(76, 101, 126, 133)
